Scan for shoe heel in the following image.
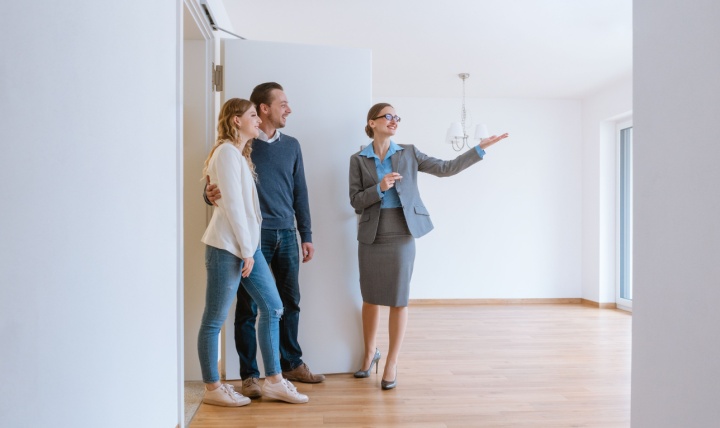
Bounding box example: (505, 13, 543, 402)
(354, 348, 382, 379)
(372, 348, 381, 374)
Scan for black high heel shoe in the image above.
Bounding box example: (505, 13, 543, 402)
(353, 348, 381, 378)
(381, 366, 397, 390)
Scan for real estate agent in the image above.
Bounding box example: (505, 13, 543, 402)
(348, 102, 508, 390)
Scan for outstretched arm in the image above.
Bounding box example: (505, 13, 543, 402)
(416, 133, 509, 177)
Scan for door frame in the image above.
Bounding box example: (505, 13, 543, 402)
(179, 0, 216, 426)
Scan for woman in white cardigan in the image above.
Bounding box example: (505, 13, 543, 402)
(198, 98, 308, 406)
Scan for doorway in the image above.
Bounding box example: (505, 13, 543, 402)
(182, 1, 216, 425)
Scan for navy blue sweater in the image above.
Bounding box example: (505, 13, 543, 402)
(251, 133, 312, 243)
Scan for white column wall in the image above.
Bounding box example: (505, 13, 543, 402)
(0, 1, 180, 427)
(633, 0, 720, 426)
(375, 97, 583, 299)
(581, 78, 633, 303)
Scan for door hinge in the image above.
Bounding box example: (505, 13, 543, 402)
(212, 63, 223, 92)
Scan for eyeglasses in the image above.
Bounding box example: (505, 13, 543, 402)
(372, 114, 401, 123)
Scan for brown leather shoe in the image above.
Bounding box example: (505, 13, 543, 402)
(282, 363, 325, 383)
(241, 377, 262, 398)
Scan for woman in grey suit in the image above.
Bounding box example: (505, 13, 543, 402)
(348, 102, 508, 390)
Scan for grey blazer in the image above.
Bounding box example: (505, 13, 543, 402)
(349, 144, 482, 244)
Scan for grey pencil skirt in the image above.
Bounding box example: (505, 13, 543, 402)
(358, 207, 416, 307)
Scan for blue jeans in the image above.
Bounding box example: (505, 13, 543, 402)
(198, 246, 283, 383)
(234, 228, 304, 377)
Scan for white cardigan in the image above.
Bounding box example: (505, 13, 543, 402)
(201, 142, 262, 259)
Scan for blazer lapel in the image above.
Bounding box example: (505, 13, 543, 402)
(391, 149, 402, 174)
(361, 155, 380, 184)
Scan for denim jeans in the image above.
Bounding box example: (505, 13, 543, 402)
(234, 228, 304, 377)
(198, 246, 283, 383)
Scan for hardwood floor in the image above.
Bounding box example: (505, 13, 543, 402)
(189, 304, 631, 427)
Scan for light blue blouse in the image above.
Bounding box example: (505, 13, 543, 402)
(359, 141, 403, 208)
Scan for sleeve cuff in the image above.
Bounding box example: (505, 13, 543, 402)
(475, 146, 486, 158)
(376, 184, 385, 198)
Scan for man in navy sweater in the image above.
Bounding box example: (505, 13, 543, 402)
(205, 82, 324, 398)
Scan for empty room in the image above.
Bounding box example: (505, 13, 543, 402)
(2, 1, 719, 428)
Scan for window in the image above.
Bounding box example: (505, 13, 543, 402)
(617, 120, 633, 310)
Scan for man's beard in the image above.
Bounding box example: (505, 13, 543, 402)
(269, 113, 286, 129)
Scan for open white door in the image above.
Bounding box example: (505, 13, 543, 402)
(221, 39, 372, 378)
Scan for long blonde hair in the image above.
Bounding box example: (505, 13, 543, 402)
(202, 98, 257, 179)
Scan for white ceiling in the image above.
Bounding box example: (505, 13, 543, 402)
(220, 0, 632, 99)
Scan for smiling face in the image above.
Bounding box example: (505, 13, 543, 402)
(262, 89, 292, 129)
(368, 105, 399, 138)
(234, 106, 262, 140)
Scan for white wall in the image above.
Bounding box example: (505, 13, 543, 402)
(0, 1, 180, 427)
(632, 1, 720, 426)
(377, 97, 583, 299)
(581, 77, 633, 303)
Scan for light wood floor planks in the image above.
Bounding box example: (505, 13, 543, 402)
(188, 304, 631, 427)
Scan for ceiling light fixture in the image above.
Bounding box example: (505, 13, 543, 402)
(446, 73, 489, 151)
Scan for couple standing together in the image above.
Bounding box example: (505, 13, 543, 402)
(198, 82, 508, 407)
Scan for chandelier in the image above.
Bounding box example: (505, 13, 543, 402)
(446, 73, 489, 151)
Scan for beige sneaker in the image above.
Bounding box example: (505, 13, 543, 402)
(242, 377, 262, 398)
(202, 384, 251, 407)
(282, 363, 326, 383)
(261, 378, 309, 404)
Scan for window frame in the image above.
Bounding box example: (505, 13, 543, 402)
(615, 119, 633, 311)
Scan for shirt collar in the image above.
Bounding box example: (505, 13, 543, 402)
(360, 141, 403, 159)
(257, 129, 281, 143)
